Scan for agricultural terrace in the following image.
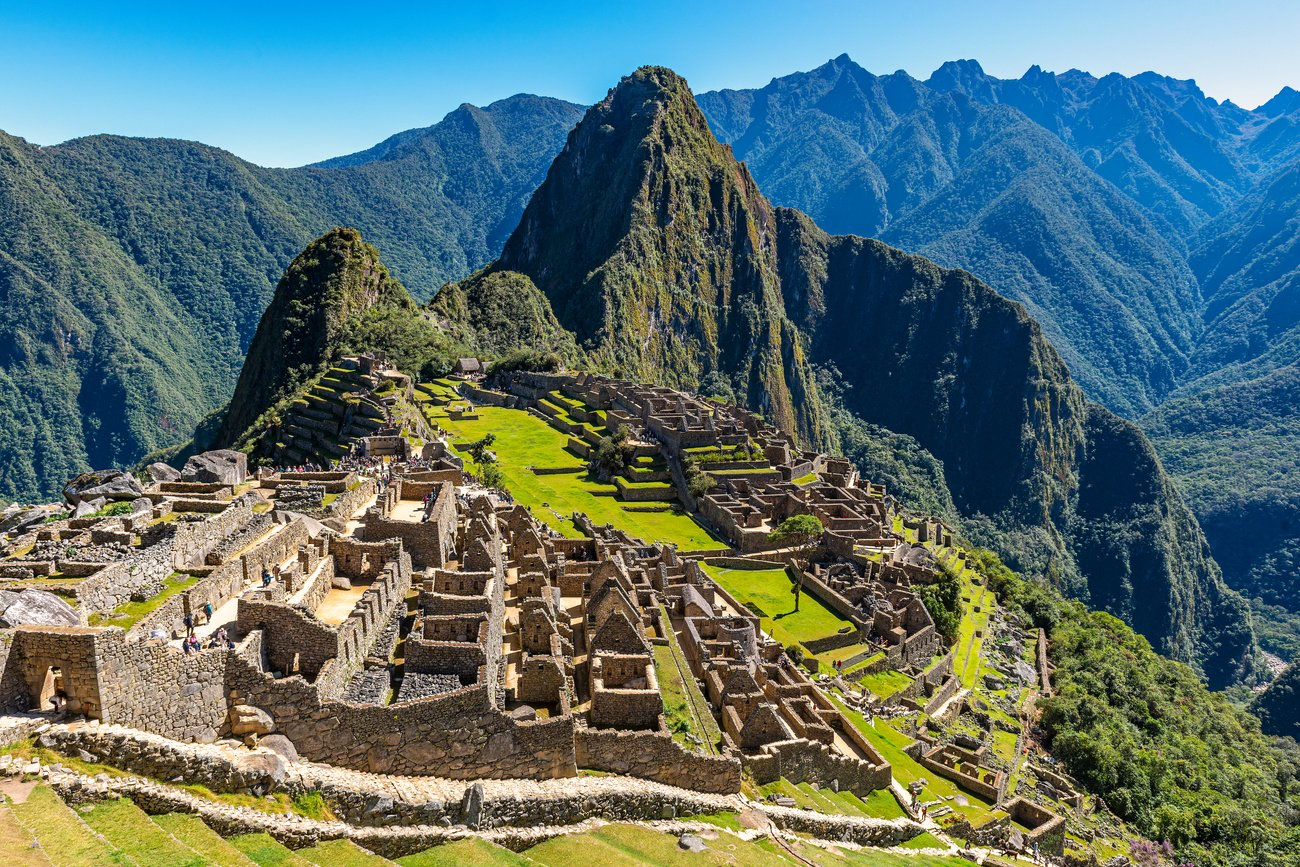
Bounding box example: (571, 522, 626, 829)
(417, 381, 723, 550)
(700, 563, 859, 667)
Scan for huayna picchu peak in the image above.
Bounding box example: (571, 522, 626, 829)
(441, 65, 1254, 688)
(2, 23, 1300, 865)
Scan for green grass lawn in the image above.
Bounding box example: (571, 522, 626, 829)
(77, 797, 206, 866)
(827, 694, 998, 825)
(701, 563, 849, 648)
(228, 833, 314, 866)
(88, 572, 201, 630)
(856, 668, 913, 699)
(422, 396, 722, 549)
(9, 785, 132, 866)
(654, 609, 724, 753)
(296, 839, 390, 866)
(397, 838, 534, 866)
(524, 822, 791, 866)
(150, 813, 258, 867)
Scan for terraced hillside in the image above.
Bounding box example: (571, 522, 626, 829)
(270, 361, 393, 466)
(0, 781, 984, 867)
(416, 380, 723, 550)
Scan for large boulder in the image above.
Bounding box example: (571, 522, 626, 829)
(73, 498, 105, 519)
(182, 450, 248, 485)
(145, 462, 181, 483)
(1011, 660, 1038, 685)
(0, 590, 80, 628)
(259, 734, 299, 763)
(229, 704, 275, 736)
(0, 507, 50, 533)
(63, 470, 144, 505)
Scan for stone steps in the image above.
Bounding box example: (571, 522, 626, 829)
(150, 813, 257, 867)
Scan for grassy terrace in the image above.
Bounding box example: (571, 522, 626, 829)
(656, 603, 724, 753)
(700, 563, 859, 665)
(88, 572, 201, 630)
(827, 694, 998, 825)
(419, 383, 722, 550)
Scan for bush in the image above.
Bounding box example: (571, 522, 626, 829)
(916, 563, 962, 643)
(488, 347, 565, 375)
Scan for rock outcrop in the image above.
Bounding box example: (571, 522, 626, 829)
(0, 589, 81, 628)
(62, 470, 144, 505)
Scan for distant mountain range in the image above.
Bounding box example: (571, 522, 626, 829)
(3, 55, 1300, 662)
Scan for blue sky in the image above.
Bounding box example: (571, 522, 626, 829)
(2, 0, 1297, 167)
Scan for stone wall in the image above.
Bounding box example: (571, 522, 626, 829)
(361, 490, 453, 569)
(227, 656, 577, 780)
(95, 631, 231, 742)
(574, 727, 741, 794)
(746, 736, 891, 798)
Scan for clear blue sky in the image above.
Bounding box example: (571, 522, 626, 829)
(2, 0, 1297, 167)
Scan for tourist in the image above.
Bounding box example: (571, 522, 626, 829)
(261, 567, 273, 588)
(203, 602, 214, 624)
(183, 612, 194, 631)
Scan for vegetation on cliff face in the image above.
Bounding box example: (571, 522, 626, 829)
(979, 549, 1300, 866)
(428, 270, 579, 364)
(1251, 661, 1300, 740)
(1143, 365, 1300, 629)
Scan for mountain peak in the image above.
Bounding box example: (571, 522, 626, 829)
(926, 59, 996, 101)
(485, 66, 826, 443)
(1257, 84, 1300, 117)
(215, 227, 414, 447)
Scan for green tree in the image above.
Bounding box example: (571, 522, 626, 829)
(768, 514, 824, 547)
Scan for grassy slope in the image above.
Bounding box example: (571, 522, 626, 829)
(700, 564, 849, 649)
(422, 395, 721, 549)
(9, 785, 133, 866)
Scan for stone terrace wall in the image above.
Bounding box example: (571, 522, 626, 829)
(574, 727, 741, 794)
(95, 633, 231, 743)
(73, 552, 170, 616)
(746, 737, 892, 798)
(227, 656, 577, 780)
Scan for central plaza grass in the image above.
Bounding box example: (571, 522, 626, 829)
(421, 391, 722, 550)
(701, 563, 849, 649)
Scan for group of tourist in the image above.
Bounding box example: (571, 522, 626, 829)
(272, 461, 324, 474)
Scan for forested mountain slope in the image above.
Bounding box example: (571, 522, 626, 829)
(0, 96, 581, 503)
(697, 55, 1200, 414)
